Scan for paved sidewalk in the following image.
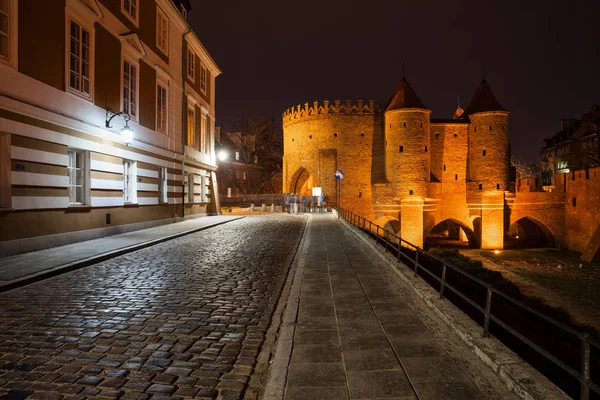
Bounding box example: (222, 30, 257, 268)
(266, 214, 516, 400)
(0, 215, 242, 292)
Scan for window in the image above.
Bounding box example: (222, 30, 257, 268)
(424, 146, 428, 153)
(455, 174, 458, 180)
(0, 133, 9, 208)
(227, 187, 231, 198)
(403, 122, 406, 127)
(489, 125, 492, 131)
(496, 183, 500, 190)
(159, 167, 168, 203)
(235, 151, 239, 161)
(478, 184, 483, 190)
(123, 160, 137, 204)
(483, 150, 486, 156)
(188, 173, 194, 202)
(68, 21, 91, 97)
(68, 151, 88, 205)
(474, 127, 477, 132)
(123, 60, 137, 119)
(186, 106, 195, 145)
(443, 164, 446, 171)
(156, 82, 168, 133)
(399, 146, 403, 152)
(200, 64, 207, 93)
(572, 198, 576, 207)
(243, 170, 247, 181)
(156, 7, 168, 54)
(180, 5, 187, 20)
(200, 114, 208, 153)
(0, 0, 9, 60)
(122, 0, 137, 24)
(187, 48, 195, 81)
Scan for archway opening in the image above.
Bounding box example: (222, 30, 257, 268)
(290, 167, 315, 196)
(506, 217, 556, 249)
(425, 219, 478, 249)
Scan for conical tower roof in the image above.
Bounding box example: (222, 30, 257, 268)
(386, 77, 428, 112)
(463, 79, 506, 115)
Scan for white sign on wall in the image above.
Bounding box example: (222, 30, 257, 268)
(312, 187, 322, 196)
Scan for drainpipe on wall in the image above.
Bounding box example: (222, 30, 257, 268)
(181, 28, 191, 219)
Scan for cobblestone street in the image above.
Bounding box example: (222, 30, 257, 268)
(0, 215, 306, 400)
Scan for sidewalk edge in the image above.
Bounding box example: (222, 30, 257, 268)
(0, 216, 245, 294)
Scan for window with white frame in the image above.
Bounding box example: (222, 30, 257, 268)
(235, 151, 239, 161)
(200, 64, 207, 93)
(200, 114, 208, 153)
(156, 7, 168, 55)
(0, 0, 10, 61)
(159, 167, 168, 203)
(188, 173, 194, 202)
(187, 48, 195, 81)
(0, 133, 11, 208)
(122, 0, 137, 24)
(68, 20, 91, 97)
(156, 82, 168, 134)
(123, 159, 137, 203)
(187, 106, 195, 146)
(227, 187, 231, 198)
(67, 150, 88, 205)
(123, 59, 137, 119)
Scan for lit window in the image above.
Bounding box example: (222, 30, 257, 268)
(200, 114, 208, 153)
(0, 0, 10, 60)
(122, 0, 137, 23)
(156, 7, 168, 54)
(243, 170, 247, 180)
(68, 21, 91, 96)
(156, 82, 168, 133)
(188, 173, 194, 202)
(123, 159, 137, 204)
(235, 151, 239, 161)
(187, 106, 195, 146)
(68, 151, 88, 205)
(187, 48, 195, 81)
(200, 64, 207, 93)
(123, 60, 137, 119)
(159, 167, 168, 203)
(227, 187, 231, 198)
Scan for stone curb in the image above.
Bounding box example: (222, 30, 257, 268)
(0, 216, 245, 293)
(262, 216, 312, 400)
(337, 214, 569, 400)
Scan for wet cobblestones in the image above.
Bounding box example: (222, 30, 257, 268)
(0, 215, 305, 399)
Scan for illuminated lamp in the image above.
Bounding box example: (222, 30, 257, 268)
(105, 107, 134, 145)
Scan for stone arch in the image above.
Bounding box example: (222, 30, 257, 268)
(288, 166, 317, 196)
(373, 215, 400, 234)
(507, 216, 557, 248)
(425, 218, 479, 248)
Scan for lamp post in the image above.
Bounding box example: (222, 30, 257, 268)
(105, 107, 134, 145)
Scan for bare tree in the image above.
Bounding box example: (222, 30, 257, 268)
(232, 116, 283, 194)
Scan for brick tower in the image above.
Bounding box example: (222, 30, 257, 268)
(384, 77, 431, 198)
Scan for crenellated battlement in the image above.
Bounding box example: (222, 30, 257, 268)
(283, 99, 377, 126)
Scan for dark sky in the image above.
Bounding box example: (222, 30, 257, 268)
(190, 0, 600, 162)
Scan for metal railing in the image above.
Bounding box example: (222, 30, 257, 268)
(336, 207, 599, 400)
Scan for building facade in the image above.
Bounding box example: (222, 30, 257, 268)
(540, 104, 600, 187)
(282, 77, 600, 261)
(0, 0, 221, 256)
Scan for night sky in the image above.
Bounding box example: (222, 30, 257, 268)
(191, 0, 600, 162)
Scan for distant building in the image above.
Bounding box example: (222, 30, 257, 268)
(541, 104, 600, 186)
(216, 131, 251, 200)
(0, 0, 221, 256)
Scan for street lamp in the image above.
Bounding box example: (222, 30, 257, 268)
(105, 107, 134, 145)
(218, 149, 228, 161)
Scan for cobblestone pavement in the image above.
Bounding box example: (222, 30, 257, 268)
(0, 215, 306, 400)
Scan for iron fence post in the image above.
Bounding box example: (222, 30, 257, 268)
(414, 249, 419, 277)
(440, 263, 447, 299)
(581, 334, 590, 400)
(384, 231, 389, 252)
(483, 288, 492, 337)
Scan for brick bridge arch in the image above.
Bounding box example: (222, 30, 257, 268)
(287, 165, 318, 196)
(425, 218, 480, 248)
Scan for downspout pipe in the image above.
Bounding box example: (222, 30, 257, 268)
(181, 28, 191, 219)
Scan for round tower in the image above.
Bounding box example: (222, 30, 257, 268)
(384, 77, 431, 198)
(464, 80, 510, 191)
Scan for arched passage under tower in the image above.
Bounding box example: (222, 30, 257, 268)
(289, 167, 315, 196)
(425, 219, 479, 249)
(506, 217, 556, 249)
